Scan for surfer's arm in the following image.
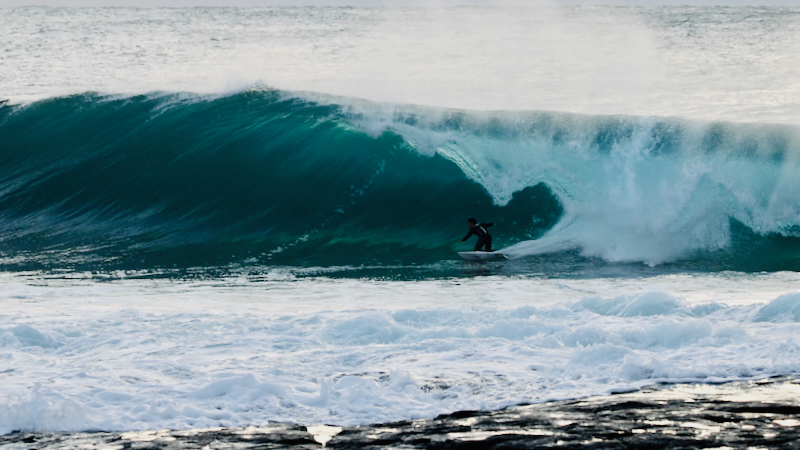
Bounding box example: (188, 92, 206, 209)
(483, 222, 494, 228)
(460, 230, 474, 242)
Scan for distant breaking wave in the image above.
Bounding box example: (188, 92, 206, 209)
(0, 90, 798, 273)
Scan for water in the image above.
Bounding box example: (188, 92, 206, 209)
(5, 378, 800, 448)
(3, 7, 800, 122)
(1, 5, 799, 440)
(3, 272, 800, 433)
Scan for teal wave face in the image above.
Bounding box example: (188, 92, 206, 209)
(0, 92, 561, 272)
(1, 90, 799, 275)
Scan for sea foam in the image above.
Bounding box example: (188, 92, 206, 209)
(1, 274, 798, 434)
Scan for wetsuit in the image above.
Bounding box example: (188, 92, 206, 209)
(461, 223, 494, 251)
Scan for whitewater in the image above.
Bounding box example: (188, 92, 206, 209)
(1, 5, 800, 439)
(3, 272, 800, 433)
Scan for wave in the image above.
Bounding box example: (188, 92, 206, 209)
(0, 90, 799, 273)
(3, 280, 800, 432)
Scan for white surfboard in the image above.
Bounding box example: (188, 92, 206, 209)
(458, 251, 509, 261)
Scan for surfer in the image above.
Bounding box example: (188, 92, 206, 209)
(459, 218, 494, 252)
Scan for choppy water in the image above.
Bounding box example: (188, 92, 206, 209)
(1, 5, 799, 438)
(2, 272, 800, 433)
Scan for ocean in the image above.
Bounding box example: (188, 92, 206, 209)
(1, 5, 800, 447)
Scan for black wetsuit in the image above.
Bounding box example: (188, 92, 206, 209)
(461, 223, 494, 251)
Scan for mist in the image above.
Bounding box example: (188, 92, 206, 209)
(2, 0, 799, 6)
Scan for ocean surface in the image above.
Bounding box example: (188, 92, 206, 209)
(1, 5, 800, 443)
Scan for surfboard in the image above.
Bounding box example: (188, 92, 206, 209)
(458, 251, 509, 261)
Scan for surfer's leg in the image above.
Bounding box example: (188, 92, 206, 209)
(485, 236, 493, 252)
(474, 237, 486, 251)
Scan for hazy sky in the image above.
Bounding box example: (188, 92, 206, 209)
(2, 0, 799, 6)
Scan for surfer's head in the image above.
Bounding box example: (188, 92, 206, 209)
(468, 218, 477, 227)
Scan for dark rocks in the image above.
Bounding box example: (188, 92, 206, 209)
(3, 377, 799, 449)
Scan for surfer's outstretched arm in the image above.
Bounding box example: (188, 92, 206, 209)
(460, 229, 474, 242)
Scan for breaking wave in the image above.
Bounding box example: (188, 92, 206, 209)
(0, 90, 798, 272)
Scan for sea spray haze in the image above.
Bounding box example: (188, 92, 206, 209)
(1, 4, 800, 440)
(3, 7, 800, 121)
